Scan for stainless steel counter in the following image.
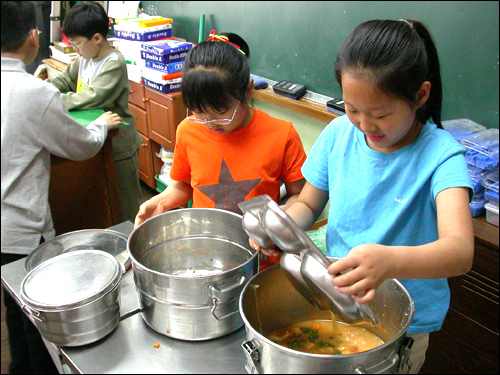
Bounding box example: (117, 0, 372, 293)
(1, 222, 248, 374)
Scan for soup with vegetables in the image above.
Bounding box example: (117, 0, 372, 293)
(267, 319, 384, 355)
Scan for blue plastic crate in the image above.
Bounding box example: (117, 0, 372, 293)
(460, 129, 499, 170)
(470, 190, 488, 217)
(468, 164, 492, 194)
(442, 118, 486, 141)
(482, 169, 499, 204)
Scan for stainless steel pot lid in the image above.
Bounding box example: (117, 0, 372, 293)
(239, 195, 379, 327)
(21, 250, 121, 311)
(24, 229, 130, 274)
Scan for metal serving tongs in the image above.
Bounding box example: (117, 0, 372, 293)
(238, 195, 379, 327)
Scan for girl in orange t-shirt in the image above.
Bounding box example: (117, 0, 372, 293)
(134, 33, 307, 267)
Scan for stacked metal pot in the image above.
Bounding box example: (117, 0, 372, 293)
(127, 208, 259, 340)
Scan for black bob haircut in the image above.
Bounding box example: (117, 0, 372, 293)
(62, 1, 109, 40)
(1, 1, 36, 53)
(182, 41, 251, 113)
(335, 19, 443, 128)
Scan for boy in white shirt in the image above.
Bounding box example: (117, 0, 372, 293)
(1, 2, 122, 372)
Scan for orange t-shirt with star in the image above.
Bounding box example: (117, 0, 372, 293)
(170, 108, 307, 213)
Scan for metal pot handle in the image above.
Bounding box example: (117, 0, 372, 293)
(209, 276, 246, 321)
(397, 335, 414, 374)
(242, 340, 260, 374)
(209, 275, 246, 300)
(21, 303, 45, 323)
(210, 298, 241, 321)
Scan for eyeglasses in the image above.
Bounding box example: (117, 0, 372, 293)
(186, 102, 240, 126)
(68, 38, 89, 51)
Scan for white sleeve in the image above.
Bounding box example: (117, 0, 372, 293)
(38, 92, 109, 161)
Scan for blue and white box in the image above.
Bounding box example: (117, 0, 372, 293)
(145, 60, 184, 74)
(114, 28, 172, 41)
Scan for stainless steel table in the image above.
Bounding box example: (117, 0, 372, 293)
(1, 222, 249, 374)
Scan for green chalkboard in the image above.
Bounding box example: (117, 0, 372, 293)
(140, 1, 499, 128)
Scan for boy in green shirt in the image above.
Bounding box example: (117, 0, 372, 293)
(46, 1, 143, 222)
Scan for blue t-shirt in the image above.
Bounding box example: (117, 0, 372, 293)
(302, 115, 472, 334)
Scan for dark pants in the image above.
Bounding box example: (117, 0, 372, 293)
(2, 242, 59, 374)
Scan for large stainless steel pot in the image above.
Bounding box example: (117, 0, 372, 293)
(240, 264, 415, 374)
(20, 250, 122, 347)
(128, 208, 258, 340)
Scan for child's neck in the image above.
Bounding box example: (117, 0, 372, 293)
(95, 40, 113, 58)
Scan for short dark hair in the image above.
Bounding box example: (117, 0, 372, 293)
(62, 1, 109, 39)
(335, 19, 443, 128)
(182, 41, 251, 113)
(1, 1, 36, 53)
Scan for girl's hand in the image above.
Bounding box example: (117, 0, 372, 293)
(98, 111, 124, 129)
(249, 237, 279, 257)
(134, 196, 169, 228)
(327, 244, 396, 304)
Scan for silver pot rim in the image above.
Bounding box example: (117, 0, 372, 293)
(21, 250, 122, 311)
(128, 208, 258, 279)
(239, 264, 415, 359)
(24, 228, 129, 273)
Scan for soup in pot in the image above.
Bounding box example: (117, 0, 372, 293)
(267, 319, 384, 355)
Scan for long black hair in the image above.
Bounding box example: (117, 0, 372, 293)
(182, 41, 251, 113)
(334, 19, 442, 128)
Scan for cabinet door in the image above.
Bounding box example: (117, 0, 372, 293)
(129, 81, 146, 110)
(145, 88, 186, 151)
(129, 102, 148, 137)
(138, 133, 155, 189)
(49, 137, 122, 234)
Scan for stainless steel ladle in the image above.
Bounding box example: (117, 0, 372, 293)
(239, 195, 379, 327)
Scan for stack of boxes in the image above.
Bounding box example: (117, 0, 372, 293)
(112, 16, 174, 83)
(443, 119, 499, 222)
(140, 39, 194, 94)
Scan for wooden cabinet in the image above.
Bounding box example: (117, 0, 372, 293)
(128, 80, 186, 190)
(49, 134, 122, 234)
(137, 133, 154, 188)
(144, 87, 186, 152)
(420, 216, 499, 374)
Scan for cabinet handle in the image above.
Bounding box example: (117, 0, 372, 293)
(141, 143, 148, 147)
(142, 98, 149, 103)
(130, 90, 133, 94)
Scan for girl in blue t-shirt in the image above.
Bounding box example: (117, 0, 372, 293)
(255, 20, 474, 373)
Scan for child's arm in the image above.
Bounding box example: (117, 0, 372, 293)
(285, 181, 330, 232)
(280, 178, 306, 209)
(249, 182, 328, 256)
(59, 60, 124, 111)
(328, 186, 474, 304)
(134, 180, 193, 228)
(45, 58, 79, 93)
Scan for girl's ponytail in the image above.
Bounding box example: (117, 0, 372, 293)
(411, 20, 443, 128)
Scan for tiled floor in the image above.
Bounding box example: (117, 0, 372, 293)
(0, 181, 158, 374)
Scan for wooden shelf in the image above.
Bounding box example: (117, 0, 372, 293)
(252, 86, 338, 123)
(42, 58, 68, 72)
(472, 214, 499, 249)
